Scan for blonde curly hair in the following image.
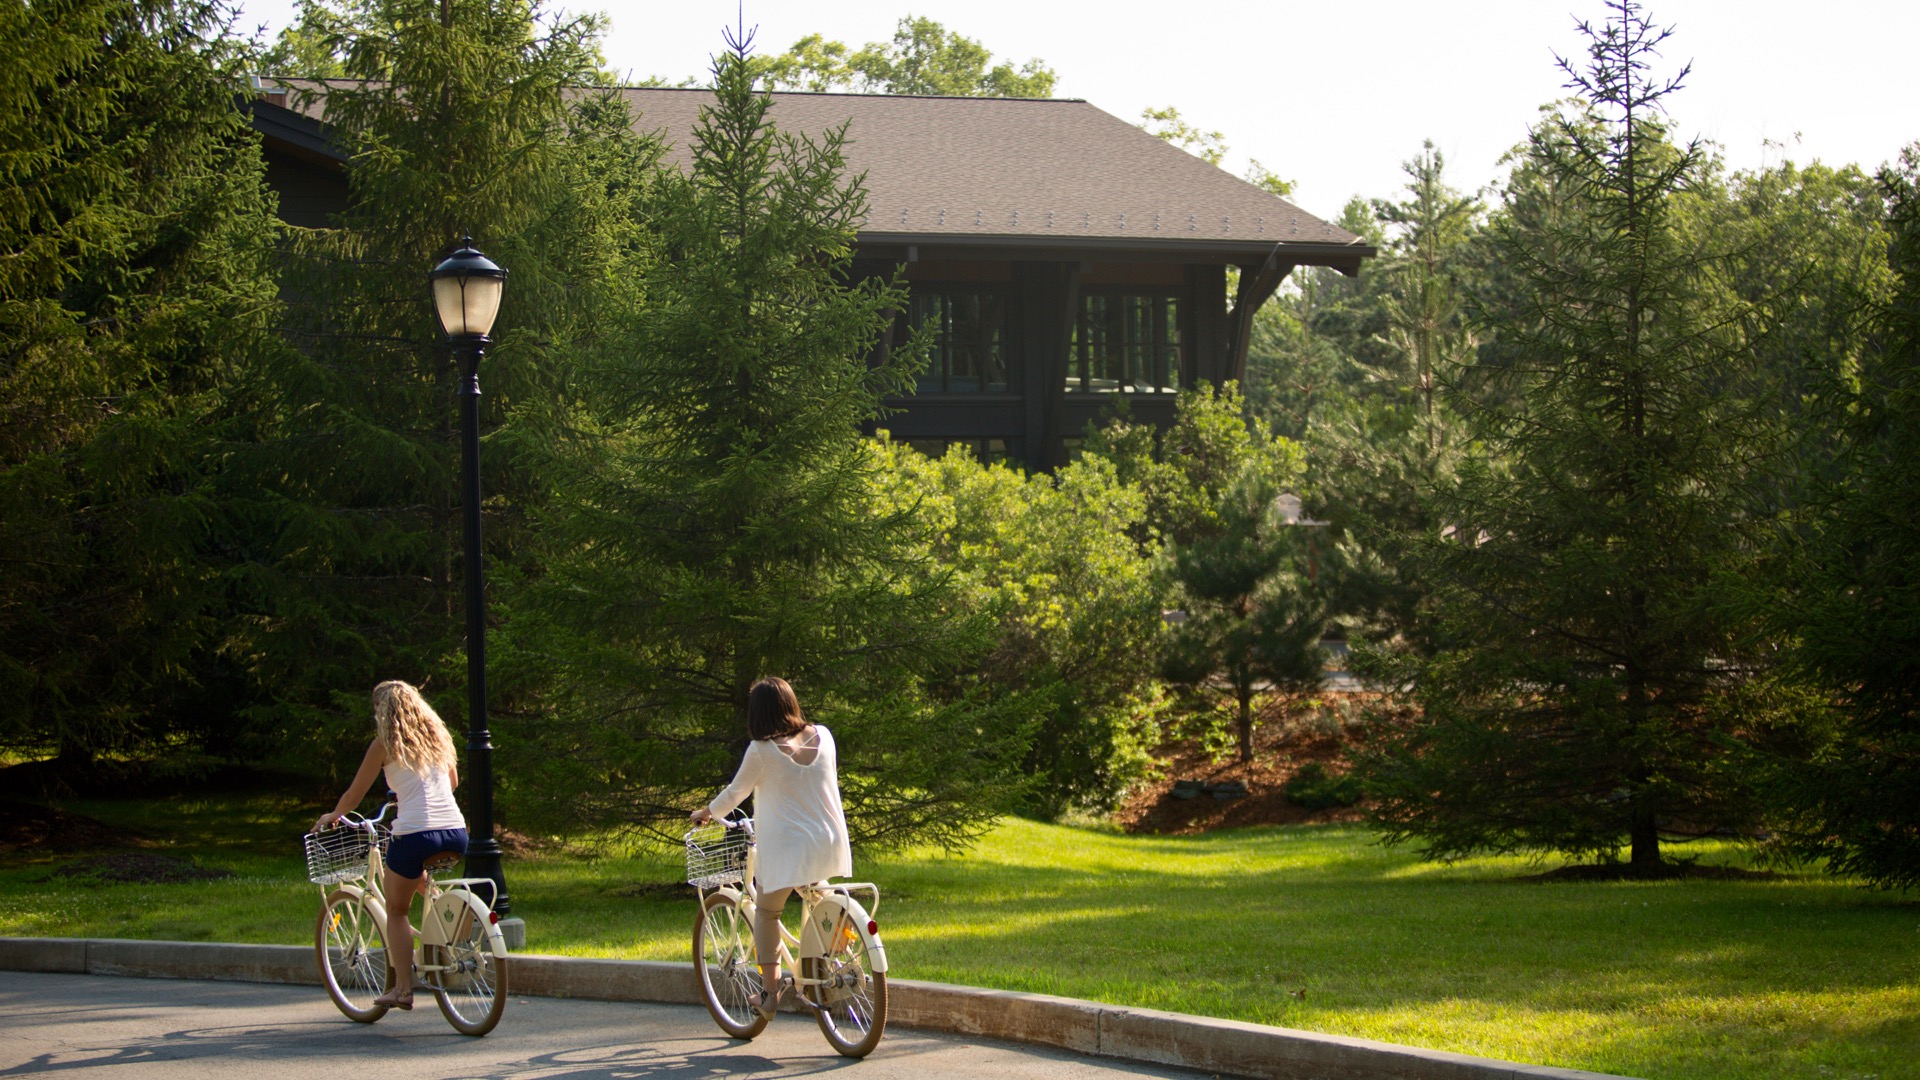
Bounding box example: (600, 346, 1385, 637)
(371, 681, 458, 772)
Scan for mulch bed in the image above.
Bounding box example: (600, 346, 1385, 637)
(1114, 691, 1390, 835)
(47, 852, 233, 884)
(1519, 861, 1788, 883)
(0, 801, 141, 854)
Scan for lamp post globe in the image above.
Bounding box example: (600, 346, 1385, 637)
(430, 237, 512, 926)
(430, 239, 507, 340)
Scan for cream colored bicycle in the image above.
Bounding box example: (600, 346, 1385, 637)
(304, 804, 510, 1035)
(686, 816, 889, 1057)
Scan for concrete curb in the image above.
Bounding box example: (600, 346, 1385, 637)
(0, 937, 1637, 1080)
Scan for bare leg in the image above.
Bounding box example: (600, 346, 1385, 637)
(753, 887, 793, 1012)
(378, 867, 421, 1006)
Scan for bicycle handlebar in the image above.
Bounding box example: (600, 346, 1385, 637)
(333, 802, 395, 830)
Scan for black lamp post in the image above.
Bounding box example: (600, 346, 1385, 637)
(429, 237, 510, 919)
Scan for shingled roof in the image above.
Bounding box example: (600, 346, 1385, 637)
(616, 88, 1369, 271)
(255, 79, 1369, 272)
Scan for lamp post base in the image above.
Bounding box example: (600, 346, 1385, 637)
(496, 916, 526, 951)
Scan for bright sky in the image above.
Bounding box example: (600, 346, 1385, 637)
(234, 0, 1919, 221)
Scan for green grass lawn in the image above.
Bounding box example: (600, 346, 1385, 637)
(1, 793, 1913, 1080)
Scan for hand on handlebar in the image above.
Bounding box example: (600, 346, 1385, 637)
(689, 806, 713, 825)
(312, 801, 395, 835)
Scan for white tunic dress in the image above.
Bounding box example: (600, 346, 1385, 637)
(706, 726, 853, 892)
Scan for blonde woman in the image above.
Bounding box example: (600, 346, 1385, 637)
(312, 680, 468, 1011)
(690, 677, 852, 1019)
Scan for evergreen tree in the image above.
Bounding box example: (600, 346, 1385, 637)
(1765, 146, 1920, 889)
(1089, 384, 1324, 763)
(506, 37, 1024, 849)
(1360, 2, 1776, 869)
(229, 0, 622, 771)
(0, 0, 279, 776)
(1243, 198, 1389, 443)
(1161, 466, 1328, 764)
(1309, 145, 1481, 652)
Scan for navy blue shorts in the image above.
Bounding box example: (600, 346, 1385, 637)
(386, 828, 468, 879)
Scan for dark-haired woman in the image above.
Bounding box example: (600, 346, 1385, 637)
(690, 676, 852, 1019)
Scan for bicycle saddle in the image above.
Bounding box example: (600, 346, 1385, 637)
(421, 852, 463, 875)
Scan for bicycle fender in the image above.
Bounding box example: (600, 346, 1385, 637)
(321, 883, 384, 934)
(332, 883, 387, 928)
(423, 888, 508, 958)
(800, 892, 888, 974)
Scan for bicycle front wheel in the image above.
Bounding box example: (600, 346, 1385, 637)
(809, 913, 887, 1057)
(427, 898, 508, 1036)
(694, 891, 767, 1039)
(316, 890, 390, 1022)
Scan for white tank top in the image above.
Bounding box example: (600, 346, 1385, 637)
(384, 761, 466, 835)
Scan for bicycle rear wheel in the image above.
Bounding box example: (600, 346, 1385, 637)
(809, 911, 886, 1057)
(694, 891, 768, 1038)
(427, 898, 508, 1036)
(316, 890, 390, 1022)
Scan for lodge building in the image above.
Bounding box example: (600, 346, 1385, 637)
(251, 84, 1373, 472)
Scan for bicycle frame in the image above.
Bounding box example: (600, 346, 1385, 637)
(700, 826, 888, 1011)
(320, 816, 508, 976)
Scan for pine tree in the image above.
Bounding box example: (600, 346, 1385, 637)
(1089, 384, 1325, 763)
(1768, 146, 1920, 889)
(1161, 465, 1328, 764)
(228, 0, 623, 770)
(1360, 2, 1775, 870)
(506, 36, 1023, 848)
(1310, 145, 1482, 652)
(0, 0, 279, 777)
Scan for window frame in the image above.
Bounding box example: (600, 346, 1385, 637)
(907, 286, 1011, 395)
(1065, 288, 1185, 394)
(904, 437, 1018, 465)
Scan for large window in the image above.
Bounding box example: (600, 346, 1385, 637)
(1066, 293, 1182, 393)
(911, 291, 1007, 393)
(905, 438, 1016, 465)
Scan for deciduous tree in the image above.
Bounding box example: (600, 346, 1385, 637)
(759, 16, 1055, 98)
(870, 439, 1164, 817)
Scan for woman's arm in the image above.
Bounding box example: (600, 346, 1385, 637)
(311, 739, 387, 832)
(691, 742, 767, 823)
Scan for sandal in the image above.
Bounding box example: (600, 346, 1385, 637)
(749, 977, 788, 1019)
(374, 990, 414, 1011)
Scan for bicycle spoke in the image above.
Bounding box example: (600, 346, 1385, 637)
(813, 919, 886, 1057)
(317, 891, 389, 1022)
(696, 893, 767, 1038)
(430, 898, 507, 1035)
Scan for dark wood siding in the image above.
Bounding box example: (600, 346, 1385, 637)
(873, 255, 1238, 472)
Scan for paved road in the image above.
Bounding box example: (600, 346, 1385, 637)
(0, 972, 1211, 1080)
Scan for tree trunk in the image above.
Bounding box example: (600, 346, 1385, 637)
(1237, 681, 1254, 763)
(1629, 804, 1661, 868)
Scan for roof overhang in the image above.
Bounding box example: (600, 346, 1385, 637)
(246, 96, 346, 171)
(856, 232, 1375, 276)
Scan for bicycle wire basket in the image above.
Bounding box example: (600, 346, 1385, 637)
(303, 822, 389, 886)
(685, 819, 751, 889)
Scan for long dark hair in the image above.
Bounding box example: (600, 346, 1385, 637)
(747, 677, 807, 741)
